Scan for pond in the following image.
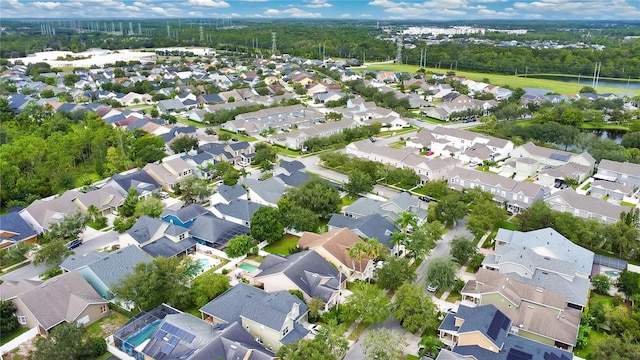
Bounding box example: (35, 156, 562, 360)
(527, 75, 640, 91)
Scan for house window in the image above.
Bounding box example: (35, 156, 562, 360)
(17, 315, 27, 325)
(179, 233, 186, 240)
(100, 305, 108, 314)
(282, 327, 289, 336)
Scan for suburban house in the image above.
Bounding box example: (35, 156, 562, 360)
(271, 119, 359, 150)
(103, 170, 162, 199)
(447, 167, 547, 213)
(120, 215, 198, 258)
(461, 269, 580, 351)
(188, 213, 250, 250)
(199, 141, 256, 167)
(210, 199, 264, 227)
(427, 126, 514, 162)
(59, 245, 151, 301)
(298, 228, 375, 280)
(143, 157, 193, 193)
(114, 304, 275, 360)
(342, 192, 428, 227)
(0, 271, 108, 335)
(483, 227, 594, 311)
(243, 177, 287, 207)
(199, 283, 309, 351)
(157, 98, 187, 113)
(537, 162, 592, 188)
(328, 213, 398, 254)
(274, 159, 306, 177)
(438, 304, 573, 360)
(210, 183, 248, 206)
(509, 142, 596, 176)
(589, 180, 634, 200)
(0, 211, 38, 249)
(253, 250, 347, 310)
(595, 159, 640, 188)
(221, 104, 324, 136)
(161, 203, 210, 228)
(545, 188, 627, 224)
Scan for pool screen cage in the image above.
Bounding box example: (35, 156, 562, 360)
(113, 304, 181, 357)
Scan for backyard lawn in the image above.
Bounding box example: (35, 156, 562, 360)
(263, 234, 300, 255)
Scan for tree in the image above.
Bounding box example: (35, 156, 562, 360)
(45, 212, 87, 241)
(119, 188, 140, 217)
(622, 132, 640, 150)
(347, 242, 369, 273)
(250, 206, 284, 244)
(134, 196, 165, 218)
(113, 256, 200, 311)
(192, 272, 231, 307)
(395, 211, 418, 234)
(449, 236, 476, 265)
(0, 300, 18, 334)
(33, 240, 73, 266)
(209, 161, 240, 185)
(579, 86, 597, 94)
(129, 132, 166, 166)
(515, 200, 556, 231)
(342, 282, 391, 326)
(176, 177, 212, 204)
(224, 234, 255, 258)
(169, 135, 199, 154)
(278, 198, 319, 232)
(30, 323, 100, 360)
(277, 337, 337, 360)
(344, 170, 373, 197)
(314, 324, 349, 359)
(307, 297, 325, 322)
(432, 193, 467, 226)
(393, 282, 439, 334)
(282, 177, 340, 218)
(405, 221, 442, 260)
(362, 328, 408, 360)
(617, 269, 640, 301)
(375, 256, 416, 291)
(466, 197, 507, 239)
(591, 273, 612, 294)
(425, 257, 457, 291)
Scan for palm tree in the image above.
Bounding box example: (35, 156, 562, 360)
(395, 211, 418, 234)
(86, 205, 100, 222)
(365, 238, 385, 260)
(347, 242, 369, 275)
(389, 231, 408, 257)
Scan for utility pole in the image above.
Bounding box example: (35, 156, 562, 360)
(271, 32, 277, 54)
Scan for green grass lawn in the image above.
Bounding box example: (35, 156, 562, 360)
(269, 144, 300, 157)
(579, 122, 629, 131)
(176, 116, 209, 128)
(498, 220, 519, 231)
(358, 63, 640, 95)
(405, 355, 420, 360)
(217, 129, 257, 142)
(347, 322, 368, 341)
(446, 291, 462, 303)
(0, 327, 31, 346)
(388, 141, 406, 149)
(621, 201, 637, 207)
(574, 330, 606, 359)
(85, 311, 129, 339)
(341, 195, 358, 207)
(263, 234, 300, 255)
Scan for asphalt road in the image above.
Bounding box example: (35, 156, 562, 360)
(0, 231, 119, 282)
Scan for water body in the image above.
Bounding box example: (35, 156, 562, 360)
(562, 129, 624, 152)
(527, 75, 640, 91)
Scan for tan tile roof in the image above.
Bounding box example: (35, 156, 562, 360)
(298, 228, 370, 272)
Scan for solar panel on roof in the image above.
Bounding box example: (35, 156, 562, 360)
(161, 343, 174, 355)
(183, 333, 196, 344)
(168, 336, 180, 346)
(487, 312, 506, 340)
(501, 316, 511, 330)
(155, 329, 167, 339)
(549, 153, 571, 162)
(507, 348, 533, 360)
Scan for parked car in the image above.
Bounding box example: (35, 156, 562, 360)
(309, 324, 322, 335)
(419, 196, 430, 202)
(65, 238, 83, 250)
(427, 284, 438, 292)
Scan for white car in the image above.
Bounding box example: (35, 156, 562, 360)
(427, 284, 438, 292)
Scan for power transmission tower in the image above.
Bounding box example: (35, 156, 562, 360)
(200, 26, 204, 42)
(396, 34, 403, 64)
(271, 32, 277, 53)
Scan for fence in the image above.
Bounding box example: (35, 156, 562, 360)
(0, 327, 38, 356)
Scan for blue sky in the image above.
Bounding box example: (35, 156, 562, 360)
(2, 0, 639, 20)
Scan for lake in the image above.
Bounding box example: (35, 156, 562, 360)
(527, 75, 640, 91)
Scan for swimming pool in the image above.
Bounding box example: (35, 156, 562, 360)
(604, 270, 620, 278)
(198, 258, 210, 271)
(239, 263, 258, 272)
(125, 319, 161, 348)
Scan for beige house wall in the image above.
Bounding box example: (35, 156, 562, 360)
(458, 332, 499, 353)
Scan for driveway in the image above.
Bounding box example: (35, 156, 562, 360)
(0, 231, 119, 282)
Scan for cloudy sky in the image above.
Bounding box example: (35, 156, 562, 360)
(2, 0, 639, 20)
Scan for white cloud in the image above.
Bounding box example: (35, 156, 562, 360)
(340, 13, 352, 18)
(4, 0, 24, 8)
(185, 0, 230, 8)
(33, 1, 61, 9)
(305, 0, 332, 8)
(264, 7, 322, 18)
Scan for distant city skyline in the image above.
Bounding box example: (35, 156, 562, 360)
(1, 0, 640, 21)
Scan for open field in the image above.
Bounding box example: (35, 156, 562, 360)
(355, 64, 640, 95)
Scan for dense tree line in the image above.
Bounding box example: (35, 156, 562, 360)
(0, 101, 166, 210)
(345, 80, 413, 116)
(303, 123, 381, 152)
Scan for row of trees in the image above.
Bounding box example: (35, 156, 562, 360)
(0, 102, 167, 210)
(303, 123, 381, 153)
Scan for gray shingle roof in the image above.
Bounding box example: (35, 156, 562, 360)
(0, 211, 37, 243)
(278, 160, 305, 174)
(256, 250, 344, 303)
(187, 321, 274, 360)
(328, 213, 397, 247)
(495, 227, 594, 275)
(126, 216, 164, 244)
(245, 177, 286, 205)
(141, 236, 197, 258)
(161, 203, 209, 224)
(188, 214, 250, 247)
(276, 171, 312, 187)
(215, 183, 247, 202)
(200, 283, 307, 330)
(212, 199, 263, 223)
(83, 246, 151, 289)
